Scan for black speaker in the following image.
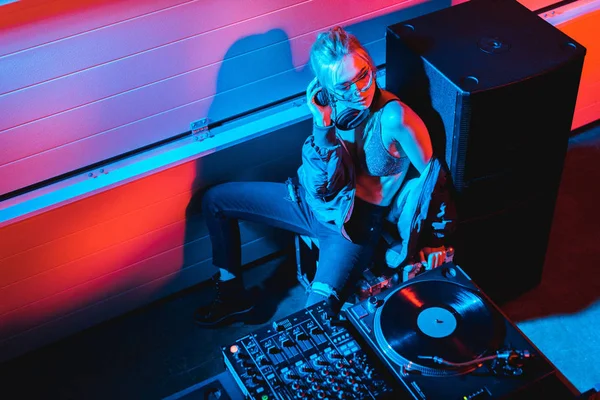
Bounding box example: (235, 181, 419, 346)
(385, 0, 586, 303)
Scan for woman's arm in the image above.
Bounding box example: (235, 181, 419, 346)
(299, 77, 352, 201)
(382, 101, 453, 268)
(381, 100, 433, 174)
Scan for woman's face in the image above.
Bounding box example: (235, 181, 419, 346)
(328, 53, 376, 110)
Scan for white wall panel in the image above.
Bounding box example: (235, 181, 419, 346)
(0, 0, 455, 196)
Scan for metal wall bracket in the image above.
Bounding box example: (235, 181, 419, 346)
(191, 118, 213, 142)
(87, 168, 109, 179)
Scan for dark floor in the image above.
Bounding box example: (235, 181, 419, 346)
(1, 124, 600, 400)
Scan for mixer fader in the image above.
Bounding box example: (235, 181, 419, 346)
(222, 303, 393, 400)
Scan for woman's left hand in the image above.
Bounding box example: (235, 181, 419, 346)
(419, 246, 446, 270)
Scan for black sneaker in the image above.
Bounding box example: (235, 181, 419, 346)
(194, 274, 254, 327)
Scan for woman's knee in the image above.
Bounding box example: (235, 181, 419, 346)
(201, 185, 220, 215)
(201, 183, 235, 216)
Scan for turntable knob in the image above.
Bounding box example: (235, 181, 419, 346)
(442, 266, 457, 278)
(367, 296, 380, 312)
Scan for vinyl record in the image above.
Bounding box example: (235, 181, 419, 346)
(373, 280, 506, 376)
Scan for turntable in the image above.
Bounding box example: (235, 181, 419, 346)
(344, 263, 577, 399)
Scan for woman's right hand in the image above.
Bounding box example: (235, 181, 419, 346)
(306, 77, 333, 127)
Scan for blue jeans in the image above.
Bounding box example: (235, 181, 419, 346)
(202, 180, 385, 310)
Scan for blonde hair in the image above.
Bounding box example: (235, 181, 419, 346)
(309, 26, 376, 90)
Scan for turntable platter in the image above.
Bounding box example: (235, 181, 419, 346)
(373, 280, 506, 376)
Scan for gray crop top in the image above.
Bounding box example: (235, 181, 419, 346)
(359, 97, 411, 177)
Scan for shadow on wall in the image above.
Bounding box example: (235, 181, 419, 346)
(183, 28, 302, 291)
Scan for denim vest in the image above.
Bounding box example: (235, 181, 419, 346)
(297, 124, 356, 240)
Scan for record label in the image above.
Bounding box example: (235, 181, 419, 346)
(416, 307, 457, 338)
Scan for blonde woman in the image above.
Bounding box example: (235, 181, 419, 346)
(195, 26, 450, 326)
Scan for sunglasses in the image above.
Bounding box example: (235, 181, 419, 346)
(330, 68, 374, 101)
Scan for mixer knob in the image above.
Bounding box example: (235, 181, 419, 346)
(352, 383, 361, 392)
(320, 368, 330, 376)
(257, 356, 269, 366)
(273, 321, 286, 332)
(332, 384, 342, 392)
(352, 353, 365, 364)
(316, 358, 330, 366)
(301, 365, 314, 373)
(316, 390, 327, 399)
(311, 382, 321, 391)
(296, 389, 307, 398)
(345, 377, 355, 385)
(286, 372, 300, 380)
(305, 374, 316, 383)
(292, 382, 301, 390)
(337, 391, 350, 399)
(310, 327, 325, 335)
(326, 376, 336, 384)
